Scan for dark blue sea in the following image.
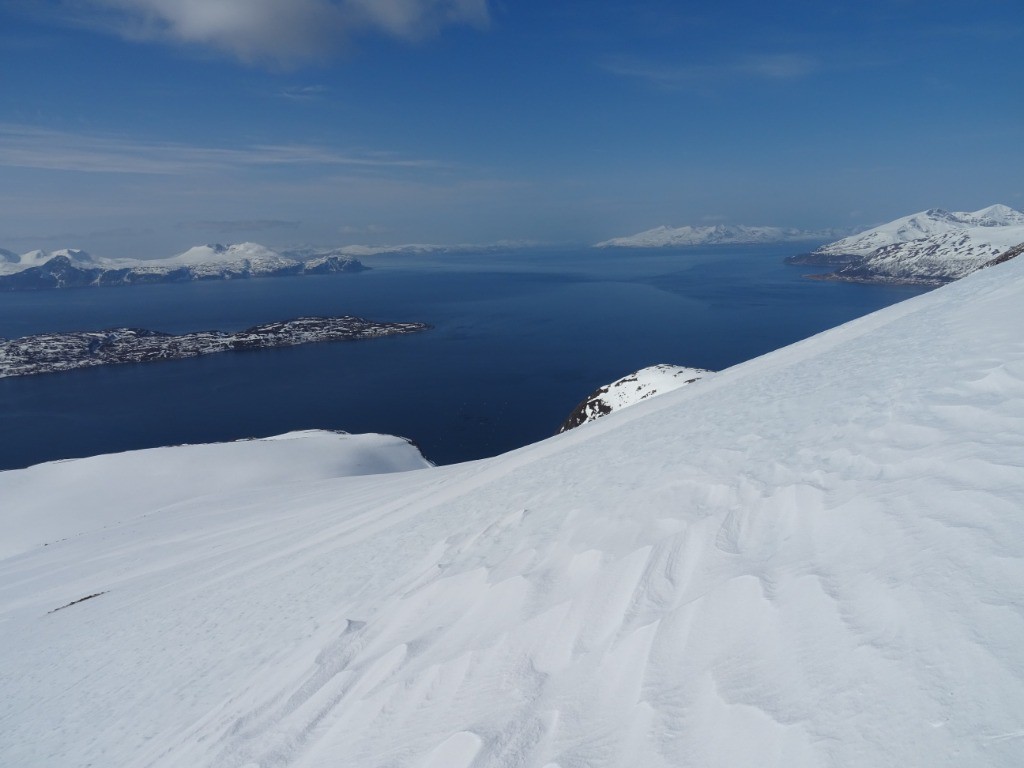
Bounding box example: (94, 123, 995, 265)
(0, 246, 929, 469)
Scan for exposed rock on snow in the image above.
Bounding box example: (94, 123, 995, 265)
(789, 204, 1024, 284)
(559, 363, 712, 432)
(0, 242, 366, 290)
(595, 224, 839, 248)
(0, 316, 430, 378)
(3, 258, 1024, 767)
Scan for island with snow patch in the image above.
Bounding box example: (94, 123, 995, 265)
(0, 316, 430, 378)
(0, 242, 366, 291)
(787, 203, 1024, 285)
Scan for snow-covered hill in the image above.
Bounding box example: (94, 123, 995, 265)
(595, 224, 837, 248)
(3, 257, 1024, 766)
(791, 204, 1024, 284)
(559, 364, 712, 431)
(0, 242, 366, 289)
(0, 430, 431, 561)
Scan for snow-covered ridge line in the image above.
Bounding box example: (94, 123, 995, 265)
(559, 363, 712, 431)
(3, 257, 1024, 766)
(0, 242, 366, 290)
(788, 204, 1024, 284)
(595, 223, 844, 248)
(0, 316, 430, 378)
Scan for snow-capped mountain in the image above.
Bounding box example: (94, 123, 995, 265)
(790, 204, 1024, 284)
(4, 254, 1024, 767)
(595, 223, 838, 248)
(0, 242, 366, 290)
(559, 363, 712, 432)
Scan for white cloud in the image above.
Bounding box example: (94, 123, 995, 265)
(58, 0, 490, 63)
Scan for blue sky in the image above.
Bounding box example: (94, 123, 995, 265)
(1, 0, 1022, 257)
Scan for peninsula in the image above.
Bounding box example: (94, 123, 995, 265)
(0, 316, 430, 378)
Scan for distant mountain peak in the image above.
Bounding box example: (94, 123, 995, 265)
(595, 222, 842, 248)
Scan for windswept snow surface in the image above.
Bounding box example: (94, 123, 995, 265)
(4, 260, 1024, 766)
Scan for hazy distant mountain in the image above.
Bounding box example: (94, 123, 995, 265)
(0, 242, 366, 290)
(789, 204, 1024, 285)
(595, 223, 842, 248)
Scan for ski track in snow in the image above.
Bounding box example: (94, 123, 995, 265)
(3, 261, 1024, 766)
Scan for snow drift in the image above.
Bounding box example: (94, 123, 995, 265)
(2, 257, 1024, 767)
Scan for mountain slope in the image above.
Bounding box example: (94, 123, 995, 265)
(790, 204, 1024, 283)
(2, 258, 1024, 766)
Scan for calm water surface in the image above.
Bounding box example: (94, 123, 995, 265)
(0, 246, 929, 469)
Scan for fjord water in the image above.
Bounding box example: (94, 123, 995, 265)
(0, 246, 928, 469)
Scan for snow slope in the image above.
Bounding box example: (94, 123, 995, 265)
(0, 430, 431, 561)
(3, 259, 1024, 766)
(595, 224, 836, 248)
(559, 364, 712, 431)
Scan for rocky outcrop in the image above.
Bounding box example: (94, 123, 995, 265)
(559, 364, 712, 432)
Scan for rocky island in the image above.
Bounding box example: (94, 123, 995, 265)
(0, 316, 430, 378)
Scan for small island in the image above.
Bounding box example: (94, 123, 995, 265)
(0, 316, 430, 378)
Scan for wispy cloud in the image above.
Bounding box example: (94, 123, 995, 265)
(0, 123, 443, 175)
(42, 0, 490, 65)
(603, 53, 818, 89)
(277, 85, 329, 101)
(180, 219, 301, 232)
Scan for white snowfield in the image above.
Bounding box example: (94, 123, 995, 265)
(4, 259, 1024, 766)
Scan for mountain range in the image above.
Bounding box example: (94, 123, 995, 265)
(0, 242, 366, 290)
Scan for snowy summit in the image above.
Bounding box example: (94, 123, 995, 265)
(3, 253, 1024, 766)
